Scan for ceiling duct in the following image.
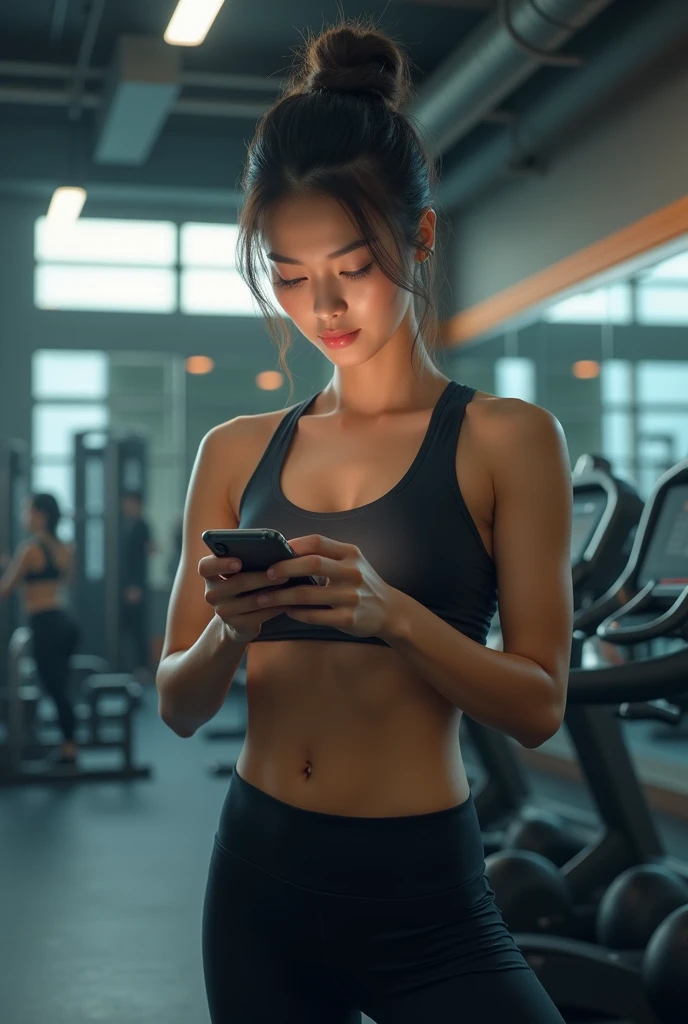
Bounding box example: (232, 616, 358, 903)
(408, 0, 616, 157)
(95, 36, 182, 165)
(439, 0, 688, 208)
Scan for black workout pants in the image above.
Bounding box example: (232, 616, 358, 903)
(30, 609, 80, 743)
(202, 770, 565, 1023)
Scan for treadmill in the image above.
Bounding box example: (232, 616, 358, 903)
(466, 454, 643, 854)
(506, 456, 688, 1024)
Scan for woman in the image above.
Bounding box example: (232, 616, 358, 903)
(157, 20, 573, 1024)
(0, 493, 80, 766)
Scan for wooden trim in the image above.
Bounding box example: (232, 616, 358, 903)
(441, 194, 688, 347)
(520, 747, 688, 824)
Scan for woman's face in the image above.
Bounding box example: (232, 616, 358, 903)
(263, 194, 432, 364)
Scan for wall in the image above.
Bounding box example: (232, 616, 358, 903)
(452, 47, 688, 311)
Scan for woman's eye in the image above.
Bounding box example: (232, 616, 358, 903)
(343, 262, 373, 280)
(274, 276, 305, 289)
(274, 262, 374, 289)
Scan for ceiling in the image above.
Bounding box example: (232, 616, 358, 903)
(0, 0, 684, 214)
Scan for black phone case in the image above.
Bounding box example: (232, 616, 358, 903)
(201, 529, 328, 605)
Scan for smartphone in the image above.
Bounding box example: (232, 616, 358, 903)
(201, 529, 321, 593)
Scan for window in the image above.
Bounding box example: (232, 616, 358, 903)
(180, 222, 238, 266)
(36, 265, 176, 314)
(600, 360, 632, 405)
(34, 217, 177, 314)
(636, 285, 688, 326)
(181, 268, 260, 315)
(33, 350, 108, 400)
(31, 351, 110, 538)
(35, 217, 177, 265)
(642, 252, 688, 282)
(495, 358, 536, 402)
(598, 360, 688, 500)
(637, 362, 688, 404)
(33, 217, 266, 316)
(543, 284, 632, 325)
(33, 404, 108, 459)
(179, 222, 262, 316)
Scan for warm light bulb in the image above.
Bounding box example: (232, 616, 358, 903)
(256, 371, 284, 392)
(186, 355, 215, 375)
(573, 360, 600, 380)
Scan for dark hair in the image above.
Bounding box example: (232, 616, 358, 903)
(237, 16, 442, 402)
(31, 493, 61, 537)
(122, 491, 143, 503)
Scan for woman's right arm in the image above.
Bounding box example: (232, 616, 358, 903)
(156, 420, 249, 738)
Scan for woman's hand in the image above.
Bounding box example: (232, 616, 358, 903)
(198, 556, 295, 643)
(257, 534, 399, 639)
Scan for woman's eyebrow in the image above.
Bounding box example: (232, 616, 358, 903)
(266, 238, 372, 265)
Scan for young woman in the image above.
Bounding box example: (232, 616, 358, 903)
(0, 493, 80, 765)
(157, 20, 573, 1024)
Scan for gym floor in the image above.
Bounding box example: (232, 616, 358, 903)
(0, 687, 380, 1024)
(3, 688, 688, 1024)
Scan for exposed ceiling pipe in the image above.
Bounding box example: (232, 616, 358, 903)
(0, 61, 282, 94)
(408, 0, 617, 157)
(69, 0, 107, 120)
(0, 86, 270, 120)
(440, 0, 688, 209)
(49, 0, 70, 47)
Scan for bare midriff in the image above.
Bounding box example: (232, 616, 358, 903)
(236, 639, 470, 817)
(230, 383, 497, 817)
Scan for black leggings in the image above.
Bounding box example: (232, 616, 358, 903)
(30, 609, 80, 743)
(202, 770, 565, 1023)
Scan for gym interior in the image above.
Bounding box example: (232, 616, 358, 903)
(1, 2, 688, 1023)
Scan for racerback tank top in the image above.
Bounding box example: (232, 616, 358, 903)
(238, 380, 497, 647)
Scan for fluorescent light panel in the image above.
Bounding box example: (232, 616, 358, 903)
(46, 187, 87, 224)
(164, 0, 225, 46)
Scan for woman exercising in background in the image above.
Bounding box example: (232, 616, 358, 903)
(157, 18, 573, 1024)
(0, 493, 80, 766)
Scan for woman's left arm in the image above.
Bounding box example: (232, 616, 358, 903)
(381, 400, 573, 749)
(0, 544, 32, 601)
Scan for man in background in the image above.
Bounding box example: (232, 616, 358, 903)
(119, 491, 155, 683)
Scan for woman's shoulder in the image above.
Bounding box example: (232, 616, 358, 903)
(204, 401, 304, 468)
(468, 392, 561, 436)
(209, 400, 303, 443)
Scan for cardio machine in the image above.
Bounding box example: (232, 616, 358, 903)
(487, 456, 688, 1024)
(466, 454, 644, 862)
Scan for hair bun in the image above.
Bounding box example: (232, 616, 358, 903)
(297, 23, 410, 109)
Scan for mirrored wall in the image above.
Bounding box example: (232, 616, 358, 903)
(453, 235, 688, 501)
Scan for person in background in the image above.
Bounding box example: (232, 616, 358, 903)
(119, 491, 156, 683)
(0, 493, 80, 766)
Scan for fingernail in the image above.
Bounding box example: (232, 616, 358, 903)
(266, 568, 276, 579)
(227, 559, 241, 570)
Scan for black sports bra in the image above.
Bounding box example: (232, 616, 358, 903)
(24, 539, 66, 584)
(238, 380, 498, 647)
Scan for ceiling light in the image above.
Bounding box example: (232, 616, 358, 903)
(164, 0, 226, 47)
(186, 356, 215, 375)
(46, 187, 87, 224)
(572, 360, 600, 380)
